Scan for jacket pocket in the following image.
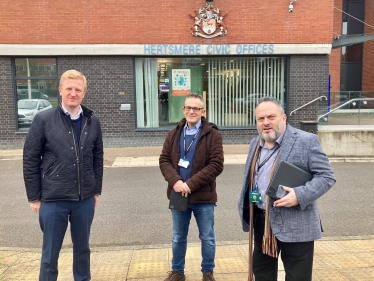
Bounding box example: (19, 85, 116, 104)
(42, 159, 59, 178)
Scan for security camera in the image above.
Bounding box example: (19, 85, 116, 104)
(288, 4, 293, 12)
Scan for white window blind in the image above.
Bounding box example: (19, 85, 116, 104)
(207, 57, 285, 126)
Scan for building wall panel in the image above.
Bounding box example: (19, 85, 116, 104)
(0, 0, 333, 44)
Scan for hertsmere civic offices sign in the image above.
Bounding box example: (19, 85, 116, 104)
(0, 44, 332, 56)
(143, 44, 274, 55)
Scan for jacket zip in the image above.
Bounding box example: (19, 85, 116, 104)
(67, 115, 89, 198)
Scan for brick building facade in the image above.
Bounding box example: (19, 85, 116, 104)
(0, 0, 334, 148)
(330, 0, 374, 93)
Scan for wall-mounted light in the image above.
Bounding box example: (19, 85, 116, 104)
(289, 0, 296, 13)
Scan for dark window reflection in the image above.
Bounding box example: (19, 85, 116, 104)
(14, 58, 57, 132)
(15, 58, 57, 77)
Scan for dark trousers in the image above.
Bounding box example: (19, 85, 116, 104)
(253, 207, 314, 281)
(38, 196, 95, 281)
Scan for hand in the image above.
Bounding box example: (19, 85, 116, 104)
(30, 201, 41, 213)
(173, 180, 191, 197)
(94, 195, 100, 207)
(181, 182, 191, 197)
(273, 186, 299, 207)
(173, 180, 185, 193)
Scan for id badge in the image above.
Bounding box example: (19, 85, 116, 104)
(178, 158, 190, 168)
(249, 191, 262, 203)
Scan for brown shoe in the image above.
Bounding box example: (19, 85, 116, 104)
(164, 270, 186, 281)
(203, 272, 216, 281)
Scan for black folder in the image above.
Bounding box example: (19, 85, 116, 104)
(169, 189, 188, 211)
(266, 160, 313, 199)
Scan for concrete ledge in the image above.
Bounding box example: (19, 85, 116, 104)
(318, 126, 374, 157)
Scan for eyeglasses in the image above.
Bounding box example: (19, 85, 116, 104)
(183, 106, 204, 113)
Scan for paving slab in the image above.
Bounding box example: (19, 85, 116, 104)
(0, 238, 373, 280)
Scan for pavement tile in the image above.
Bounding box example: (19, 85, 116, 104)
(131, 248, 168, 262)
(0, 259, 39, 281)
(236, 244, 250, 259)
(0, 238, 374, 280)
(215, 245, 245, 258)
(313, 254, 335, 270)
(112, 156, 159, 167)
(315, 240, 347, 253)
(355, 251, 374, 267)
(335, 239, 374, 251)
(222, 154, 247, 164)
(317, 252, 372, 268)
(11, 252, 40, 265)
(0, 252, 22, 266)
(313, 268, 350, 281)
(91, 251, 131, 281)
(0, 265, 7, 276)
(338, 267, 374, 281)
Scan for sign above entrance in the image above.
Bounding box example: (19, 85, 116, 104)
(0, 44, 333, 56)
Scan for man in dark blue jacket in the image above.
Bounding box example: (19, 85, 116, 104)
(23, 69, 103, 281)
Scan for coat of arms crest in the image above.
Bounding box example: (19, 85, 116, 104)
(190, 4, 227, 39)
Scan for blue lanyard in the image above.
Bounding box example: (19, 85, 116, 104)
(256, 142, 282, 172)
(183, 126, 201, 158)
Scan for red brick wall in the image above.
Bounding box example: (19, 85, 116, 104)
(362, 0, 374, 91)
(329, 0, 342, 94)
(0, 0, 333, 44)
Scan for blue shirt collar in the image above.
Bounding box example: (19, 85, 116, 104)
(184, 119, 202, 135)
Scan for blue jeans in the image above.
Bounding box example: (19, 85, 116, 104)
(38, 196, 95, 281)
(171, 203, 215, 274)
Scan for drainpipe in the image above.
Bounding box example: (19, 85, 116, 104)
(328, 74, 331, 112)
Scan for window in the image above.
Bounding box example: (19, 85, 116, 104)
(135, 57, 286, 128)
(14, 58, 58, 131)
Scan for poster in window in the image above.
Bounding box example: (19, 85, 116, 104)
(172, 69, 191, 96)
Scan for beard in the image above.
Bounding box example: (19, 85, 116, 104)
(258, 126, 280, 142)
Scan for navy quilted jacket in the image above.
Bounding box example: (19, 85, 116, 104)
(23, 104, 104, 202)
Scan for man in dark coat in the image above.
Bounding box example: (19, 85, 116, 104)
(159, 93, 224, 281)
(23, 69, 103, 281)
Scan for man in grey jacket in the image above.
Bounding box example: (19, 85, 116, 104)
(238, 97, 335, 281)
(23, 69, 103, 281)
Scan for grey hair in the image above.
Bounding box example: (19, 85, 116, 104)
(185, 93, 204, 108)
(256, 97, 285, 114)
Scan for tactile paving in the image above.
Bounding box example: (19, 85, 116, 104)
(127, 260, 169, 279)
(215, 257, 248, 274)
